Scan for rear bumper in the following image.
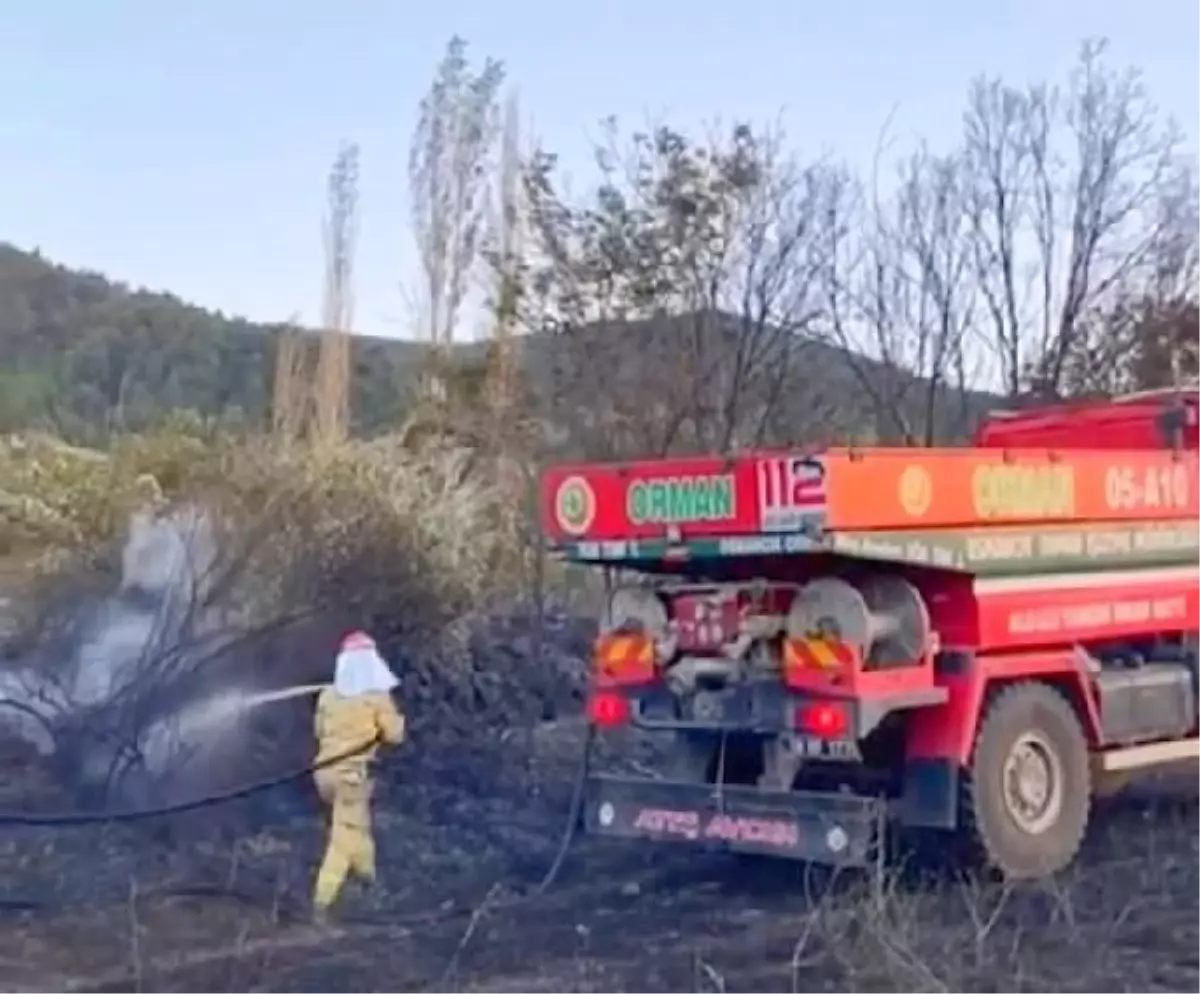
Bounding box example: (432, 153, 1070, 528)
(581, 773, 882, 865)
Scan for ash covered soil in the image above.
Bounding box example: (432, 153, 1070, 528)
(1, 617, 1197, 993)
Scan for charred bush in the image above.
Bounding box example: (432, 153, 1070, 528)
(0, 430, 539, 817)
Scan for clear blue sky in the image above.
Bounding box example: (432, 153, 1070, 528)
(2, 0, 1196, 339)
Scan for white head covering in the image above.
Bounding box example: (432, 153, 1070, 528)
(334, 631, 399, 697)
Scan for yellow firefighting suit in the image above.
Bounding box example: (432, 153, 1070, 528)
(312, 634, 405, 913)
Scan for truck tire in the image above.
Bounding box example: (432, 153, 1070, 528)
(960, 681, 1091, 880)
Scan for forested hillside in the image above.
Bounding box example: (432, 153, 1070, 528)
(0, 242, 995, 455)
(0, 243, 421, 443)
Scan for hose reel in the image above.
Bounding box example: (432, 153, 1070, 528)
(785, 575, 931, 669)
(603, 585, 669, 638)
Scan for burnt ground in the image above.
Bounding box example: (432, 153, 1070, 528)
(0, 719, 1196, 994)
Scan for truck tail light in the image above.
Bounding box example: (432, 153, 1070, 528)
(781, 636, 855, 688)
(593, 632, 657, 687)
(588, 690, 631, 728)
(793, 700, 849, 739)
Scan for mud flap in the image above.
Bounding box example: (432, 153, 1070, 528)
(582, 774, 882, 866)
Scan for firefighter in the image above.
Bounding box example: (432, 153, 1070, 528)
(311, 630, 406, 920)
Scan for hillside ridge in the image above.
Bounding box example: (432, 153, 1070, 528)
(0, 241, 997, 451)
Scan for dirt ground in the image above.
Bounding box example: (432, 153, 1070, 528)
(0, 720, 1197, 994)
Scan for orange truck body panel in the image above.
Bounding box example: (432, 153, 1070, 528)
(815, 448, 1195, 531)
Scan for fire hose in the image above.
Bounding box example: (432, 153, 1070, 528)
(0, 719, 597, 920)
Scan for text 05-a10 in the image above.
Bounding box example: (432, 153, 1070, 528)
(1105, 464, 1189, 512)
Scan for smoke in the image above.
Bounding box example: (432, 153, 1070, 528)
(0, 505, 312, 808)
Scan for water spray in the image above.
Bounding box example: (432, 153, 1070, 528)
(242, 684, 329, 706)
(135, 683, 332, 782)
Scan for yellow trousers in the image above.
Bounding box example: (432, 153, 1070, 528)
(313, 763, 376, 911)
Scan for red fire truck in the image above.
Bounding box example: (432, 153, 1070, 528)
(540, 387, 1199, 879)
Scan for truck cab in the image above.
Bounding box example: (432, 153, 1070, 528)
(975, 386, 1198, 452)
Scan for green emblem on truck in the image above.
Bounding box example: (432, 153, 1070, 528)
(555, 475, 596, 536)
(627, 474, 736, 525)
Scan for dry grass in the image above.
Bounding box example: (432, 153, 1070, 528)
(12, 846, 1193, 994)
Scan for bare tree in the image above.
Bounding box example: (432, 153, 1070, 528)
(1147, 163, 1200, 307)
(270, 314, 311, 445)
(824, 147, 982, 444)
(1049, 162, 1199, 395)
(485, 88, 525, 437)
(312, 142, 360, 449)
(1123, 160, 1200, 389)
(522, 118, 846, 459)
(962, 38, 1182, 397)
(408, 35, 505, 399)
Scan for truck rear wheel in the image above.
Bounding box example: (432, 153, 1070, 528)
(961, 681, 1091, 880)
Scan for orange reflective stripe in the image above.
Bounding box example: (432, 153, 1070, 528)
(808, 639, 841, 670)
(593, 632, 656, 687)
(782, 639, 803, 671)
(786, 637, 852, 671)
(607, 635, 635, 667)
(834, 639, 858, 667)
(595, 634, 654, 674)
